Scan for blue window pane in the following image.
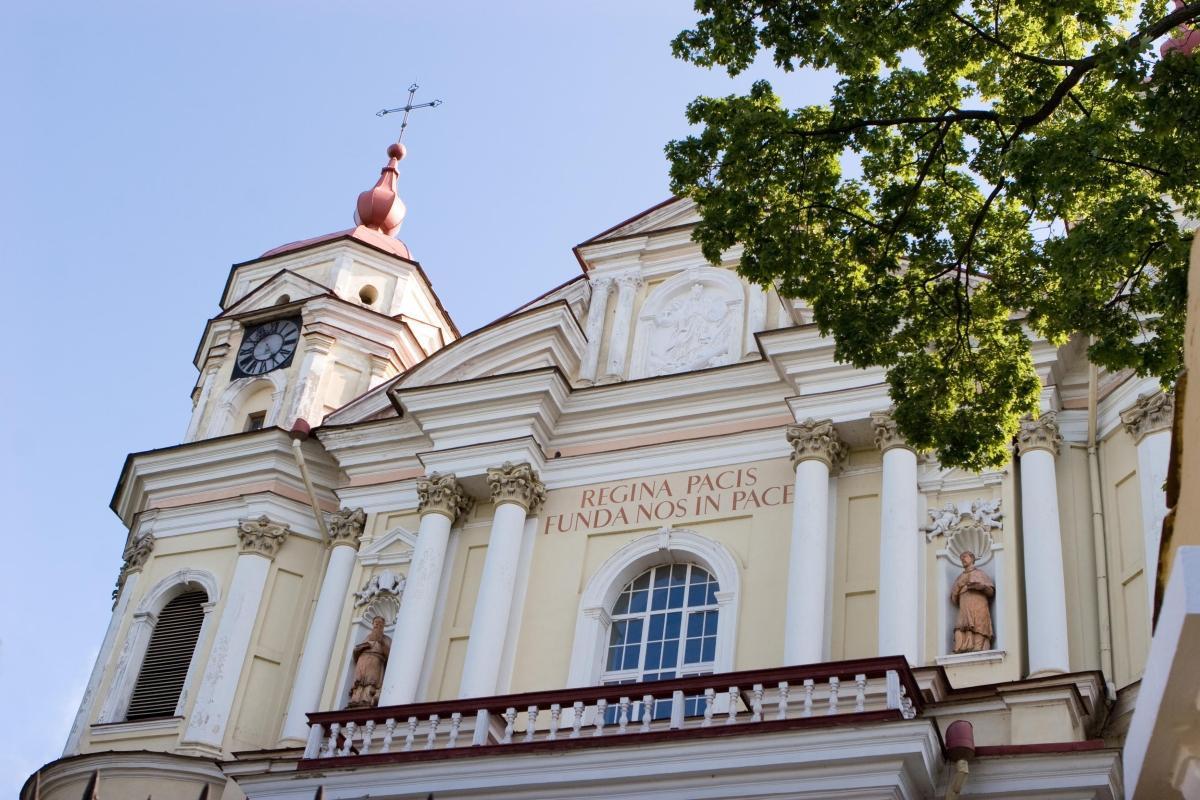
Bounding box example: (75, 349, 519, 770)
(702, 637, 716, 662)
(684, 637, 701, 664)
(687, 613, 703, 637)
(668, 586, 685, 608)
(607, 647, 622, 671)
(608, 620, 626, 646)
(648, 613, 665, 640)
(629, 589, 648, 613)
(706, 583, 718, 604)
(662, 639, 678, 667)
(634, 572, 651, 590)
(623, 643, 641, 670)
(651, 588, 668, 610)
(613, 591, 630, 615)
(645, 641, 662, 670)
(688, 583, 706, 605)
(705, 612, 718, 635)
(665, 612, 681, 639)
(654, 568, 672, 588)
(627, 618, 643, 644)
(672, 564, 687, 581)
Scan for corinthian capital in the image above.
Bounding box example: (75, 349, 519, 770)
(1016, 412, 1063, 457)
(615, 273, 644, 292)
(487, 462, 547, 514)
(113, 533, 155, 603)
(238, 515, 291, 559)
(1120, 390, 1174, 444)
(417, 473, 475, 522)
(327, 507, 367, 549)
(870, 409, 912, 453)
(786, 419, 847, 470)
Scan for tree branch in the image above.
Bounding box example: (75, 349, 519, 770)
(951, 12, 1082, 66)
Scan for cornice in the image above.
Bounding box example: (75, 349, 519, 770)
(111, 429, 339, 528)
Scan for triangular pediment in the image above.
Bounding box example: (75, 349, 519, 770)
(221, 269, 333, 317)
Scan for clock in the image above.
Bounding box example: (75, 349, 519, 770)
(232, 317, 301, 378)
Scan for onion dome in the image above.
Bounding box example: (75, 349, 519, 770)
(354, 142, 408, 237)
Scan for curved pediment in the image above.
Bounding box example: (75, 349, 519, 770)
(398, 301, 585, 389)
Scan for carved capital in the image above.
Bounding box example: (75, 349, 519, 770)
(786, 419, 847, 470)
(487, 461, 547, 514)
(1120, 390, 1174, 444)
(113, 534, 155, 602)
(615, 273, 644, 292)
(589, 276, 616, 295)
(1016, 412, 1063, 457)
(417, 472, 475, 522)
(237, 515, 291, 559)
(327, 507, 367, 549)
(870, 409, 912, 453)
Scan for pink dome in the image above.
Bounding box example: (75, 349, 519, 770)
(354, 143, 408, 237)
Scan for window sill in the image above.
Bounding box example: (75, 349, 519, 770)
(90, 716, 183, 738)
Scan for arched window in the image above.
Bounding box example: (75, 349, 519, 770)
(126, 589, 207, 720)
(602, 564, 720, 685)
(96, 570, 219, 726)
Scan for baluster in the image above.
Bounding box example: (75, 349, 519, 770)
(548, 704, 562, 740)
(322, 723, 340, 758)
(525, 706, 539, 742)
(571, 701, 584, 738)
(750, 684, 764, 723)
(802, 679, 815, 717)
(702, 688, 716, 727)
(304, 722, 325, 760)
(855, 674, 867, 712)
(900, 686, 916, 719)
(669, 689, 685, 730)
(726, 686, 739, 724)
(381, 718, 396, 754)
(776, 681, 790, 720)
(640, 695, 654, 733)
(447, 712, 462, 748)
(827, 677, 840, 715)
(403, 716, 418, 751)
(593, 699, 608, 737)
(340, 721, 357, 756)
(360, 719, 376, 755)
(617, 697, 630, 734)
(501, 708, 517, 744)
(885, 669, 902, 710)
(424, 714, 440, 750)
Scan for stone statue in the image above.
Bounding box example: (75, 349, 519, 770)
(950, 551, 995, 653)
(347, 616, 391, 709)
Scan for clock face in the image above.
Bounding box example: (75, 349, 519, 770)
(233, 318, 301, 378)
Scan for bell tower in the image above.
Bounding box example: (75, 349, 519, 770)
(183, 143, 457, 441)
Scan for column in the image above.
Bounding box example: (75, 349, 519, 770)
(279, 508, 367, 744)
(600, 273, 642, 383)
(459, 462, 545, 698)
(872, 411, 921, 665)
(784, 419, 845, 665)
(67, 534, 154, 750)
(379, 474, 474, 705)
(1017, 413, 1071, 676)
(579, 277, 614, 384)
(286, 332, 336, 427)
(1120, 390, 1175, 614)
(180, 516, 290, 756)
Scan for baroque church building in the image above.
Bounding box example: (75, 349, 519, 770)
(25, 139, 1176, 799)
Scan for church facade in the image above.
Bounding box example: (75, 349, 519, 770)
(25, 140, 1176, 799)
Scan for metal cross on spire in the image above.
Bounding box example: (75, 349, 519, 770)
(375, 83, 443, 143)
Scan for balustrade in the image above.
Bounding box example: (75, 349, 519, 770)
(301, 657, 921, 765)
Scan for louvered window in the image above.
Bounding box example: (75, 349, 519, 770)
(126, 590, 206, 721)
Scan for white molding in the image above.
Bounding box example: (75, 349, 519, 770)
(88, 716, 182, 738)
(935, 649, 1006, 666)
(357, 523, 418, 567)
(566, 528, 741, 687)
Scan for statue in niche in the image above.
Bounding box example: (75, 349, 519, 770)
(646, 282, 736, 375)
(950, 551, 995, 653)
(347, 616, 391, 709)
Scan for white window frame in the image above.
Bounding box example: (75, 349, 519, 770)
(567, 528, 740, 687)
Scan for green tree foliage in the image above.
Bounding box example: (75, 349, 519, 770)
(667, 0, 1200, 470)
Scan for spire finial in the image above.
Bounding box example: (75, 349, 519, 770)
(354, 143, 407, 237)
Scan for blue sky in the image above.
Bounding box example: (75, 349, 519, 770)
(0, 2, 834, 792)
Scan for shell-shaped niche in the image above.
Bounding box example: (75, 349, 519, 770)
(943, 523, 996, 568)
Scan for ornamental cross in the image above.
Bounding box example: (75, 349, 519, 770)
(376, 83, 443, 142)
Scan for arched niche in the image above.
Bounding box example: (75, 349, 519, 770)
(204, 371, 289, 437)
(629, 267, 745, 379)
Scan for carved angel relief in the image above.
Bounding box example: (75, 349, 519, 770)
(644, 282, 739, 377)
